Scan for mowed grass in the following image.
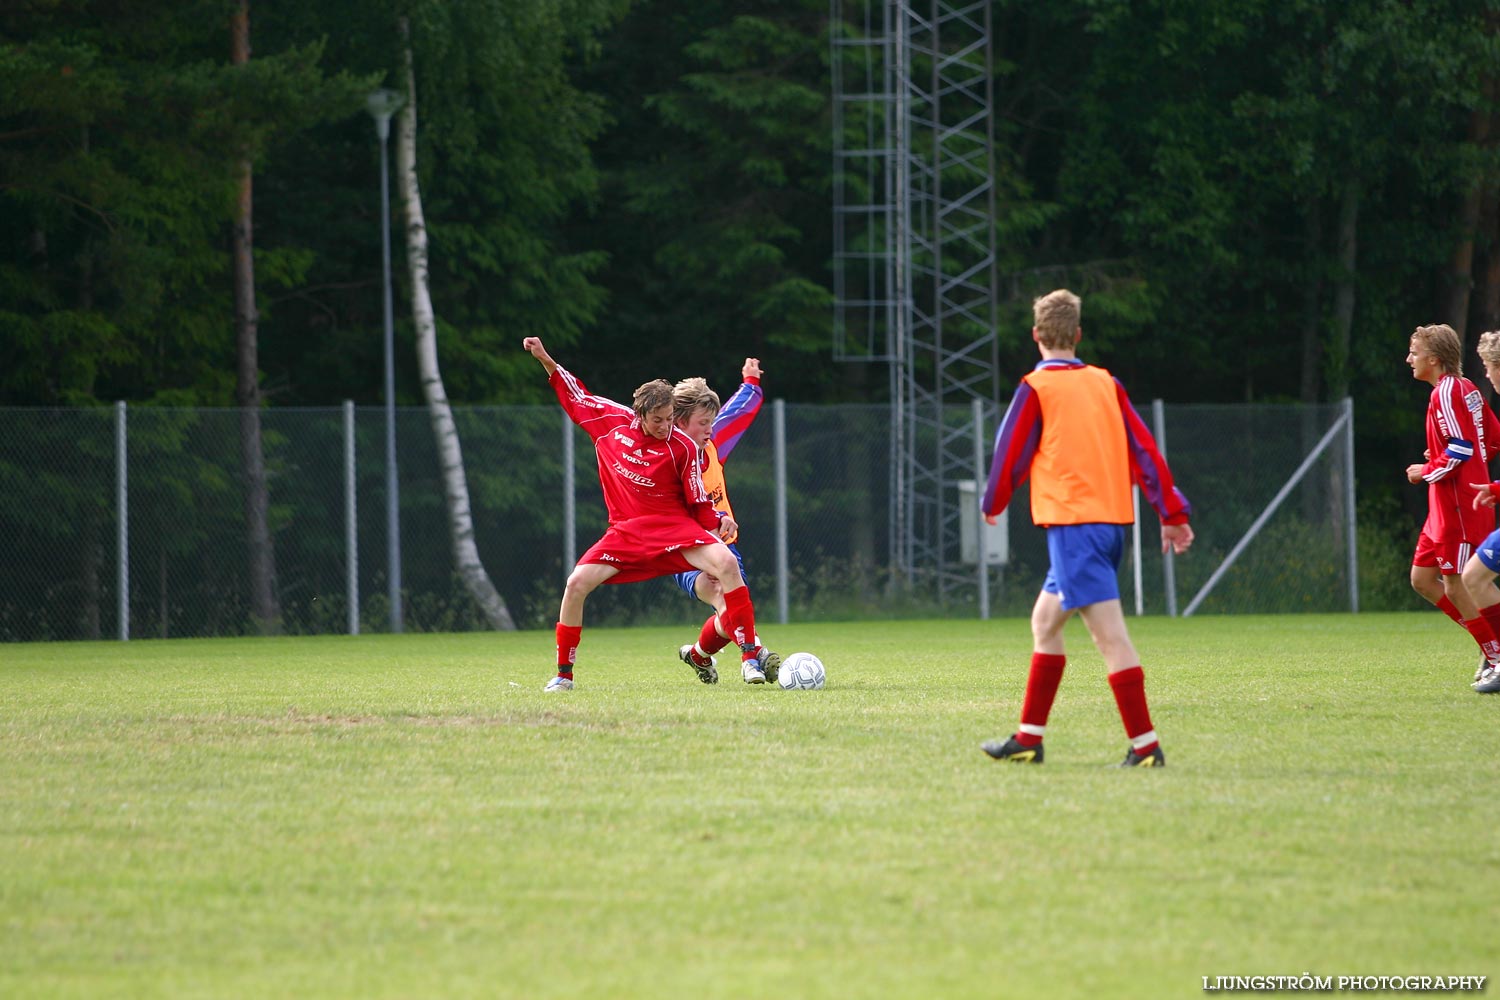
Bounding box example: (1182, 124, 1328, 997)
(3, 614, 1498, 999)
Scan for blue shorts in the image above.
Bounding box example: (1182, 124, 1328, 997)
(1041, 523, 1126, 611)
(674, 544, 747, 599)
(1476, 529, 1500, 574)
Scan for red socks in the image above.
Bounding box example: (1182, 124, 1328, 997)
(1464, 617, 1500, 664)
(1436, 595, 1466, 625)
(1009, 659, 1160, 756)
(722, 586, 759, 660)
(1436, 595, 1500, 664)
(1015, 653, 1066, 747)
(1481, 604, 1500, 652)
(554, 622, 581, 678)
(697, 614, 731, 656)
(1108, 666, 1158, 754)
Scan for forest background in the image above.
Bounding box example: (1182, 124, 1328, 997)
(5, 0, 1500, 627)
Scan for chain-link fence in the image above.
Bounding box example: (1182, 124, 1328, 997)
(0, 400, 1359, 642)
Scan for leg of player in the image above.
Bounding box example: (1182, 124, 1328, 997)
(1078, 598, 1165, 768)
(674, 569, 723, 684)
(545, 562, 618, 691)
(682, 543, 777, 684)
(1413, 563, 1464, 625)
(981, 589, 1073, 764)
(694, 572, 732, 654)
(694, 571, 728, 620)
(691, 569, 776, 682)
(1413, 561, 1498, 679)
(1411, 563, 1446, 605)
(1440, 571, 1500, 677)
(1462, 548, 1500, 692)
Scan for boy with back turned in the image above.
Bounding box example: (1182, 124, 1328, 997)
(980, 289, 1193, 767)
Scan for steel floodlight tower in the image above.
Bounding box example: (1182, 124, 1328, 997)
(831, 0, 1000, 600)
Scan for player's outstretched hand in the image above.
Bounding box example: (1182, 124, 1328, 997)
(1406, 463, 1426, 484)
(1161, 522, 1194, 555)
(1471, 482, 1498, 509)
(523, 337, 557, 373)
(742, 357, 763, 380)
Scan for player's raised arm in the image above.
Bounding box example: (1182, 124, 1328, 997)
(712, 359, 765, 460)
(522, 337, 558, 375)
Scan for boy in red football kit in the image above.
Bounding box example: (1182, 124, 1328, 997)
(522, 337, 770, 691)
(979, 289, 1193, 767)
(671, 360, 781, 685)
(1458, 330, 1500, 693)
(1403, 324, 1500, 678)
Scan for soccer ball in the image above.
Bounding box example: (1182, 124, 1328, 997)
(777, 651, 826, 690)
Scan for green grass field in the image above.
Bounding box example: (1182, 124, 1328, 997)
(3, 614, 1497, 998)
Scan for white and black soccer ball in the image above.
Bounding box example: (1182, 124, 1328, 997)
(777, 651, 826, 690)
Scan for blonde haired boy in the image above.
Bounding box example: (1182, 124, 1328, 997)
(1404, 324, 1500, 686)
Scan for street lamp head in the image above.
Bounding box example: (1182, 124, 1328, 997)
(365, 88, 406, 139)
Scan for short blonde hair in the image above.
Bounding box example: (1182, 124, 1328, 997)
(1478, 330, 1500, 367)
(1033, 289, 1082, 349)
(632, 379, 674, 420)
(1411, 324, 1463, 376)
(671, 377, 720, 423)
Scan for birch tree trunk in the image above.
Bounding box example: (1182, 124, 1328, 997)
(231, 0, 281, 634)
(396, 21, 516, 630)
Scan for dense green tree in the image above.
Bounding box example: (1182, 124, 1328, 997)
(1, 0, 366, 636)
(252, 0, 627, 407)
(573, 0, 841, 394)
(0, 0, 364, 406)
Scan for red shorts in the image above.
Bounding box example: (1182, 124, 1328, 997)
(578, 514, 722, 584)
(1412, 527, 1475, 576)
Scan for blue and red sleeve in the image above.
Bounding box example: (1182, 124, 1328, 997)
(711, 376, 763, 463)
(981, 383, 1041, 517)
(1115, 380, 1191, 525)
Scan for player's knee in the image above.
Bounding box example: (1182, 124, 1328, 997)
(1410, 570, 1437, 598)
(1030, 616, 1063, 645)
(563, 570, 599, 601)
(696, 576, 724, 604)
(709, 551, 743, 586)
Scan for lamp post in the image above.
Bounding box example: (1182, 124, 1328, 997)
(367, 87, 406, 633)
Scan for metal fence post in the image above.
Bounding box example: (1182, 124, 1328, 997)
(1343, 397, 1358, 612)
(1153, 399, 1177, 617)
(116, 400, 128, 641)
(774, 399, 789, 625)
(344, 400, 358, 635)
(972, 398, 989, 620)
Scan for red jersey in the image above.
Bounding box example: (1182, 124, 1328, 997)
(550, 366, 719, 532)
(1419, 373, 1498, 543)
